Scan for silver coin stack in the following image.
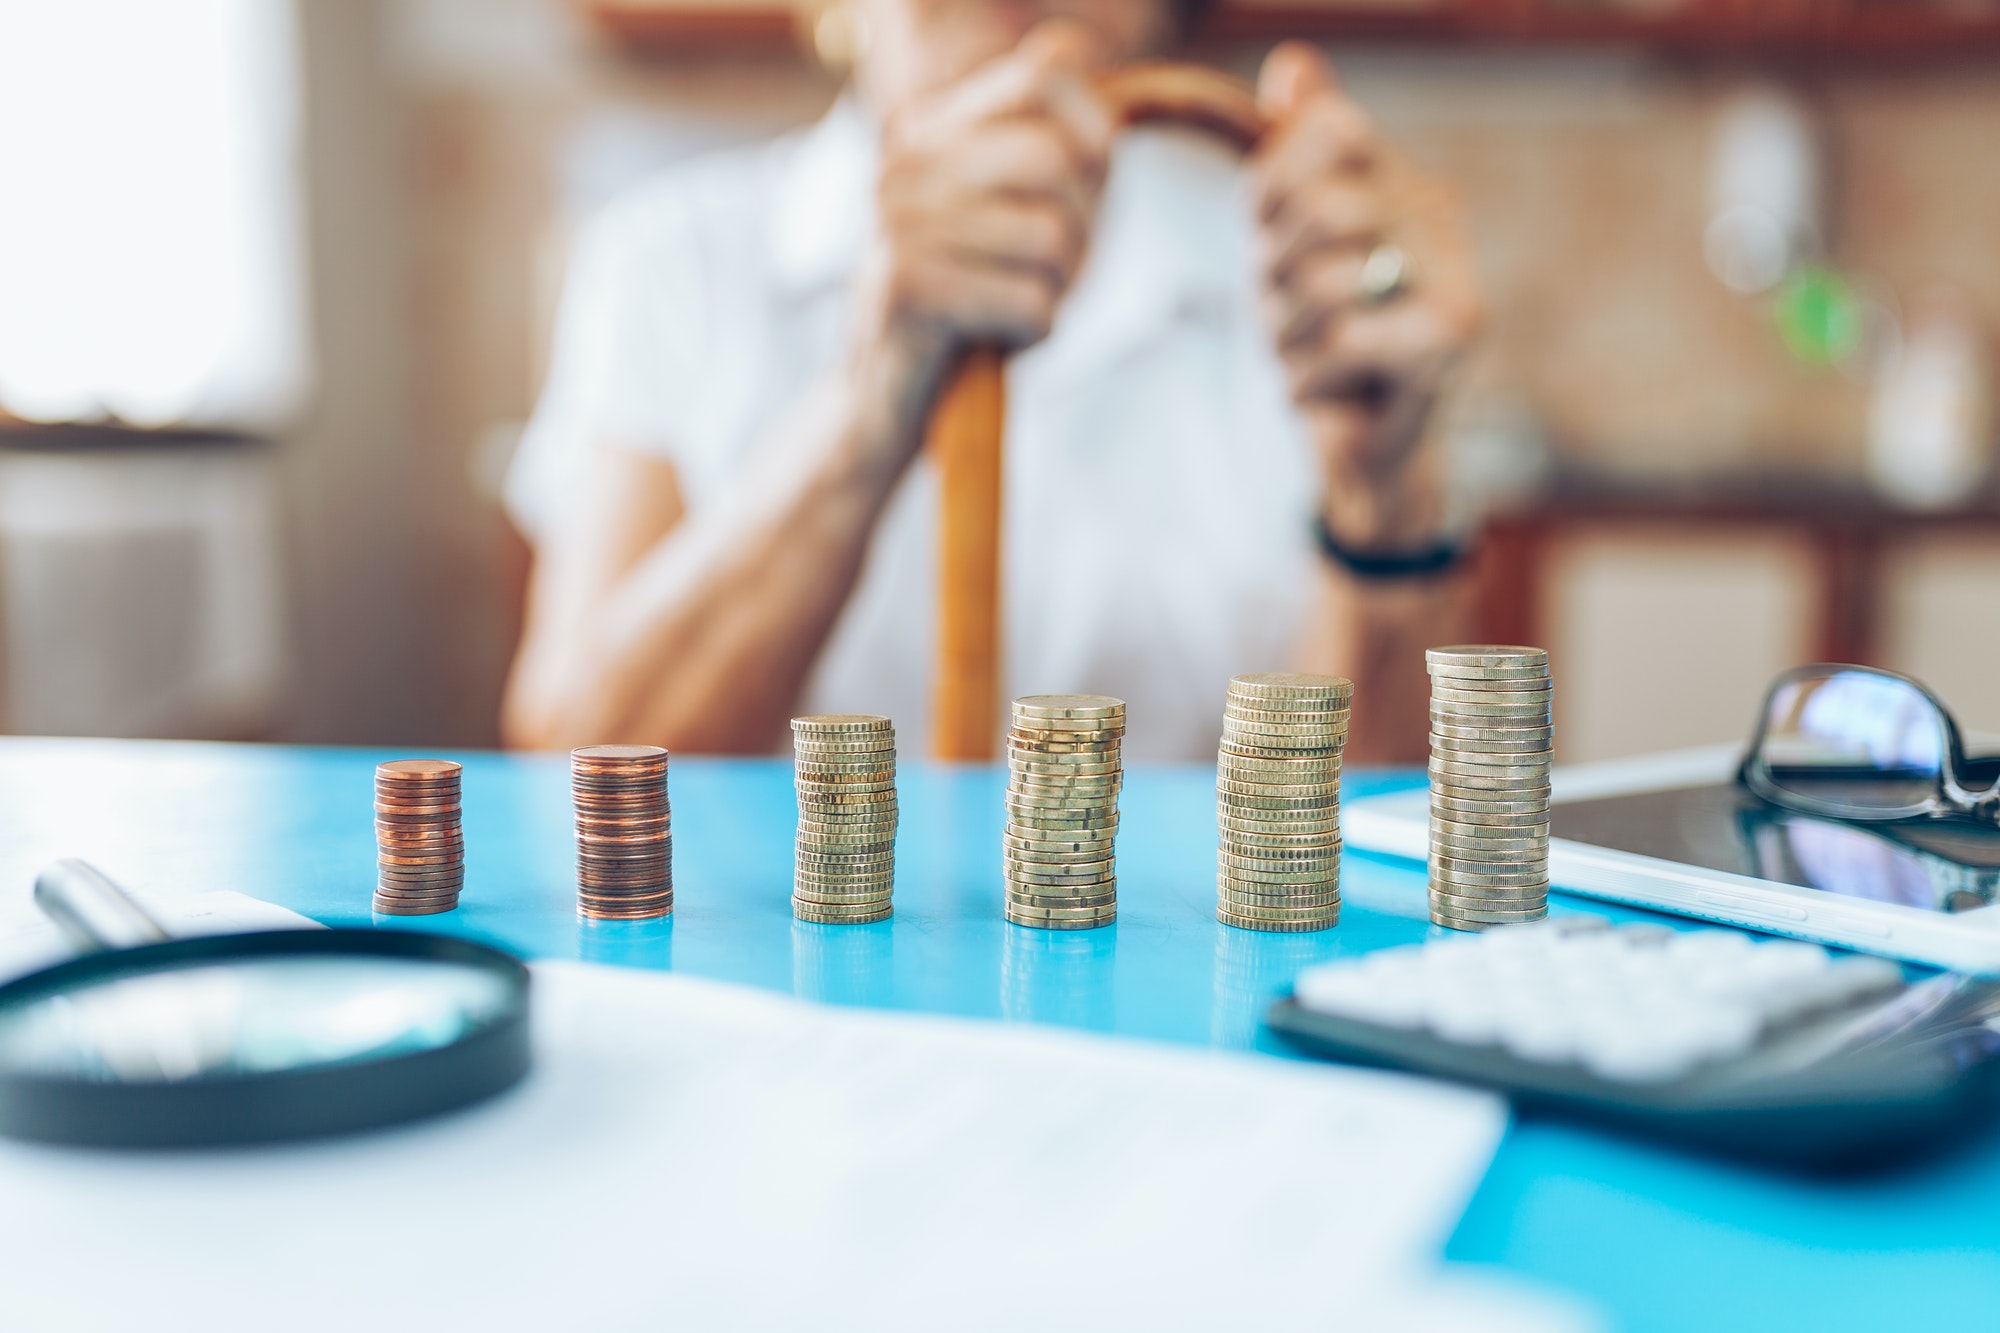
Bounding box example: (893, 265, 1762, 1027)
(1426, 645, 1552, 931)
(792, 714, 897, 924)
(1215, 672, 1351, 933)
(1003, 695, 1125, 930)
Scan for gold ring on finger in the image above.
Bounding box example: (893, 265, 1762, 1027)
(1358, 242, 1414, 306)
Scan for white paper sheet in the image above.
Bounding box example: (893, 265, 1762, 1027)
(0, 887, 319, 985)
(0, 961, 1592, 1333)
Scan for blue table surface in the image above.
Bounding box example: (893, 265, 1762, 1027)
(6, 736, 1998, 1330)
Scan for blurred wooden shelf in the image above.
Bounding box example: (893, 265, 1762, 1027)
(587, 0, 2000, 61)
(1472, 471, 2000, 670)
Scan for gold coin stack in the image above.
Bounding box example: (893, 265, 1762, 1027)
(1215, 673, 1351, 933)
(792, 714, 898, 924)
(1426, 645, 1552, 931)
(373, 759, 464, 916)
(572, 744, 672, 920)
(1003, 695, 1125, 931)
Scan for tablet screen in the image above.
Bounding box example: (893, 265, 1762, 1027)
(1551, 784, 2000, 914)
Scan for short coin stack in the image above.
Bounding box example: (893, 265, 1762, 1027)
(1426, 645, 1552, 931)
(792, 714, 898, 924)
(1003, 695, 1125, 930)
(373, 759, 464, 916)
(572, 744, 672, 920)
(1215, 673, 1351, 932)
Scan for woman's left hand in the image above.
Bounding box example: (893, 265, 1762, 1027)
(1250, 42, 1483, 551)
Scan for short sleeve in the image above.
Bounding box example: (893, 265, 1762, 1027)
(504, 185, 712, 541)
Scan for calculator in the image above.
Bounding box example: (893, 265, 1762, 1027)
(1267, 918, 2000, 1167)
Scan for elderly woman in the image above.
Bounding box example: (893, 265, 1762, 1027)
(502, 0, 1482, 761)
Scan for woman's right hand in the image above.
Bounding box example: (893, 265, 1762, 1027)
(852, 19, 1113, 468)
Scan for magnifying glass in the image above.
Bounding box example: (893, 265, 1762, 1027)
(0, 860, 531, 1148)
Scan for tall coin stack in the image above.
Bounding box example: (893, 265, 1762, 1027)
(792, 714, 898, 924)
(1215, 672, 1351, 933)
(571, 744, 672, 920)
(374, 759, 464, 915)
(1426, 646, 1552, 930)
(1003, 695, 1125, 931)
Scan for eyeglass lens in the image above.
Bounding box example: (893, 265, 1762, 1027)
(1757, 669, 1947, 815)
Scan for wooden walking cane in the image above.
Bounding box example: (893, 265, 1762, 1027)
(926, 64, 1266, 759)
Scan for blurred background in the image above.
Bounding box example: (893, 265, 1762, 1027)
(1, 0, 1997, 761)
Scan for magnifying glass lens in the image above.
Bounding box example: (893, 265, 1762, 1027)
(0, 956, 516, 1084)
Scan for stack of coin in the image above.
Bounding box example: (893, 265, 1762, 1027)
(1003, 695, 1125, 930)
(1426, 646, 1552, 931)
(373, 759, 464, 916)
(1215, 672, 1351, 933)
(572, 744, 672, 920)
(792, 714, 898, 924)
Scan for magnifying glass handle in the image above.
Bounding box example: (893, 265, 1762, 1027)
(34, 859, 170, 954)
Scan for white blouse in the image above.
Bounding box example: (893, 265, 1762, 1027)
(508, 99, 1321, 761)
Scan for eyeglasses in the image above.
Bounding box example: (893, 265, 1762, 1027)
(1739, 664, 2000, 825)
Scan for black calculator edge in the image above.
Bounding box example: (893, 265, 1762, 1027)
(1266, 996, 2000, 1169)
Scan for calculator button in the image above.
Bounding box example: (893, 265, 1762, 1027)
(1293, 922, 1908, 1086)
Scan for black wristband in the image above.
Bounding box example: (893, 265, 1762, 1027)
(1312, 514, 1465, 580)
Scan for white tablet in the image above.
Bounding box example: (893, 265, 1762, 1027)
(1344, 743, 2000, 974)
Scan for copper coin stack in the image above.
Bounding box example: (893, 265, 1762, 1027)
(1426, 645, 1552, 931)
(1215, 672, 1352, 933)
(1003, 694, 1125, 931)
(792, 714, 898, 925)
(572, 744, 672, 920)
(374, 759, 464, 915)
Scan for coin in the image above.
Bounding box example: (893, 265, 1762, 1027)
(1429, 844, 1549, 870)
(1427, 767, 1553, 793)
(1216, 907, 1338, 933)
(792, 729, 897, 747)
(1229, 672, 1354, 702)
(376, 758, 462, 781)
(1004, 800, 1121, 824)
(792, 713, 892, 733)
(1432, 720, 1552, 740)
(1217, 749, 1343, 774)
(1428, 787, 1550, 811)
(1218, 893, 1341, 912)
(1224, 703, 1351, 725)
(1432, 816, 1552, 836)
(1430, 900, 1548, 924)
(1428, 682, 1552, 704)
(1425, 645, 1549, 669)
(1008, 763, 1123, 782)
(1218, 843, 1344, 870)
(791, 881, 896, 905)
(1013, 694, 1125, 720)
(1216, 796, 1341, 820)
(1222, 716, 1351, 739)
(1429, 813, 1551, 838)
(1429, 773, 1551, 795)
(1004, 901, 1119, 922)
(793, 899, 893, 925)
(1217, 884, 1344, 910)
(372, 894, 463, 910)
(1429, 706, 1551, 730)
(1427, 744, 1552, 767)
(1429, 826, 1550, 852)
(1428, 875, 1548, 901)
